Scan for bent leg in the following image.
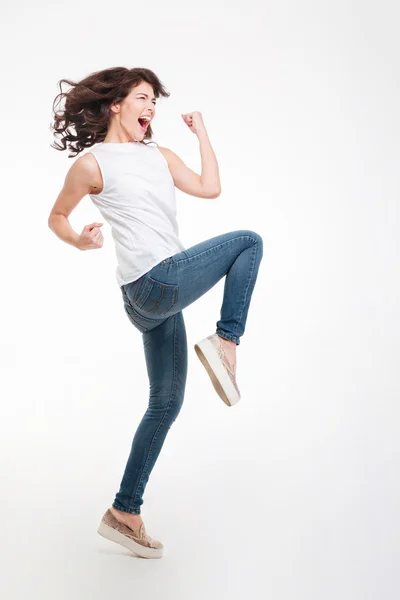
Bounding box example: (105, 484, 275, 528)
(215, 232, 263, 344)
(159, 229, 264, 345)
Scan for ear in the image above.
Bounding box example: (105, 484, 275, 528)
(110, 102, 120, 115)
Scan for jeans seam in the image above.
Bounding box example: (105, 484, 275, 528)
(150, 282, 165, 312)
(132, 275, 145, 303)
(171, 235, 258, 265)
(131, 313, 179, 507)
(231, 242, 257, 339)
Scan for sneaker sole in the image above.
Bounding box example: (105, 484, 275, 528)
(194, 338, 241, 407)
(97, 521, 163, 559)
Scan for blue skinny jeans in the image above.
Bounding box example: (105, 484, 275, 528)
(113, 229, 263, 514)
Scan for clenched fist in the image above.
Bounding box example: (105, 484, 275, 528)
(181, 111, 206, 136)
(77, 222, 104, 251)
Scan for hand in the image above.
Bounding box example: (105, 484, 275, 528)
(181, 111, 206, 136)
(77, 222, 104, 251)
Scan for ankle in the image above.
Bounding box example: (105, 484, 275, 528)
(111, 507, 142, 521)
(217, 335, 236, 349)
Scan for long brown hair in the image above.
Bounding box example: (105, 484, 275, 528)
(50, 67, 170, 157)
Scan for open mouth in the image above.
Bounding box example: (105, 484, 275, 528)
(138, 117, 150, 132)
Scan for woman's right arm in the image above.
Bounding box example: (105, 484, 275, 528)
(48, 154, 103, 250)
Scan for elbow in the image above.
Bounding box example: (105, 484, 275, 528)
(48, 212, 61, 230)
(48, 214, 58, 230)
(207, 187, 222, 199)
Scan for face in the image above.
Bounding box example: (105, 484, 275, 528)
(112, 80, 157, 142)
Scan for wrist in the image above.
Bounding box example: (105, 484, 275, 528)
(70, 233, 82, 249)
(196, 128, 208, 139)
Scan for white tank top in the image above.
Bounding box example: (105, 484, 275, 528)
(87, 141, 186, 287)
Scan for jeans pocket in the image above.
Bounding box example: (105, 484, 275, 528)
(123, 276, 146, 305)
(134, 275, 178, 315)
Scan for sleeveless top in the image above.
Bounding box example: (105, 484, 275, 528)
(87, 141, 186, 287)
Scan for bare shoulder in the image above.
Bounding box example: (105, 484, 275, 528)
(48, 151, 101, 220)
(73, 151, 103, 194)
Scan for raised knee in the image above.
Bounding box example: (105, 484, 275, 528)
(244, 229, 263, 247)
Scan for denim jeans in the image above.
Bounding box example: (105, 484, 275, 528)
(112, 229, 263, 514)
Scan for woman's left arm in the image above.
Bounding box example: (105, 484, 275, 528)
(158, 111, 221, 199)
(196, 126, 221, 198)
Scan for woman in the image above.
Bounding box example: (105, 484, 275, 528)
(48, 66, 263, 559)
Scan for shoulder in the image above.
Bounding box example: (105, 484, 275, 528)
(157, 146, 181, 167)
(69, 150, 103, 194)
(74, 150, 99, 173)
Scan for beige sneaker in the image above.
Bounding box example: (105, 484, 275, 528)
(194, 334, 241, 406)
(97, 509, 164, 559)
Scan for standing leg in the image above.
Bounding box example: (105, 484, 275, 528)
(112, 310, 188, 515)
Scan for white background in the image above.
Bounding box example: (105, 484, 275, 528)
(1, 1, 399, 598)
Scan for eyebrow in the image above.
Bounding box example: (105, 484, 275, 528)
(136, 93, 157, 100)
